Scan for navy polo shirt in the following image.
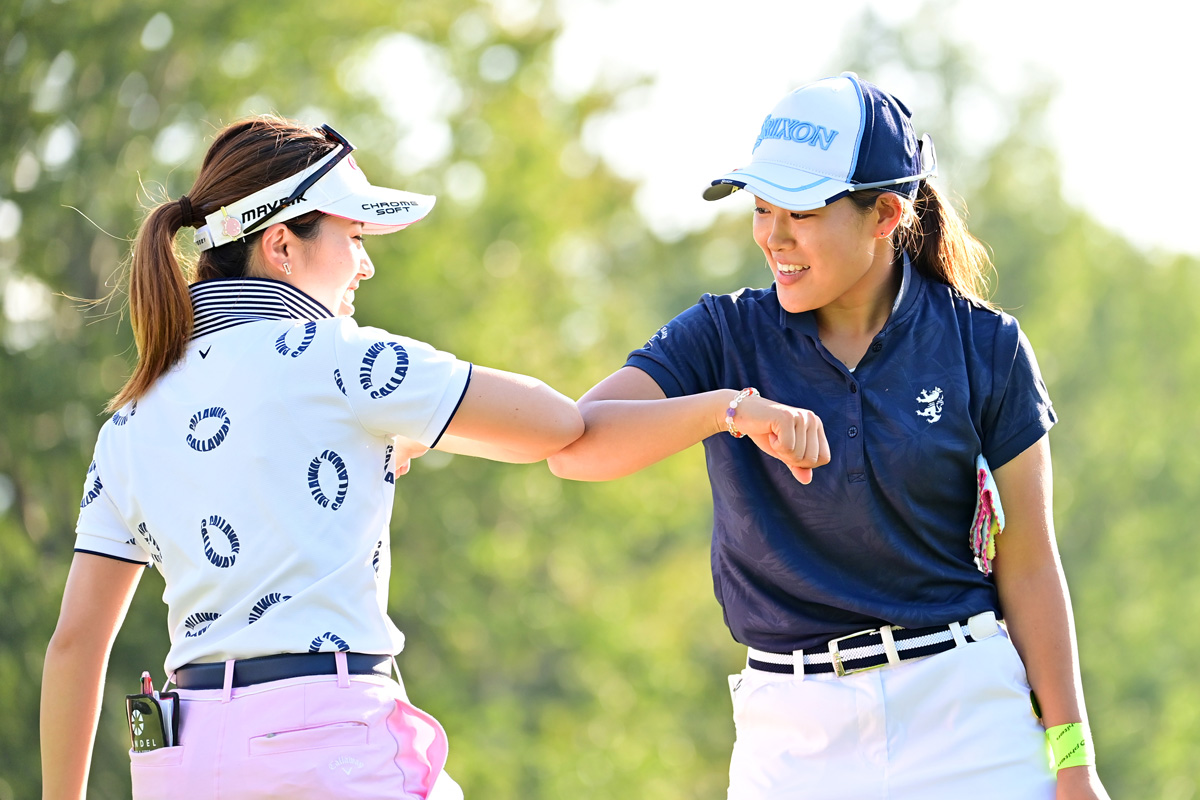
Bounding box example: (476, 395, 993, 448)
(626, 258, 1056, 652)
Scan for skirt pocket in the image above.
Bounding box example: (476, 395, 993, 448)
(129, 746, 186, 800)
(249, 720, 369, 756)
(129, 746, 186, 766)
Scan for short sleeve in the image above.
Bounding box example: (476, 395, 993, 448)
(74, 457, 150, 566)
(981, 319, 1057, 468)
(332, 319, 472, 445)
(624, 297, 724, 398)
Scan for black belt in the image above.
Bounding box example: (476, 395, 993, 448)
(173, 652, 392, 690)
(747, 612, 998, 677)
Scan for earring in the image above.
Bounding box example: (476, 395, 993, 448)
(283, 263, 291, 275)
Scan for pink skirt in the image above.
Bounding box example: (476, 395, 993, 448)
(128, 671, 462, 799)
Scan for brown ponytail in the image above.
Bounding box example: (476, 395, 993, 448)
(107, 116, 334, 412)
(849, 181, 994, 307)
(108, 200, 195, 411)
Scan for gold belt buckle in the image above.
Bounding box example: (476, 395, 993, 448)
(828, 628, 879, 677)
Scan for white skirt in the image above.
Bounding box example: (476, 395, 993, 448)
(726, 628, 1055, 799)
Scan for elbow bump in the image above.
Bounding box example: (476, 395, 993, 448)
(545, 435, 588, 477)
(547, 453, 588, 481)
(545, 407, 584, 447)
(532, 437, 578, 465)
(564, 414, 585, 444)
(546, 454, 568, 478)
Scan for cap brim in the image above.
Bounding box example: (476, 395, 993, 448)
(702, 166, 852, 211)
(319, 185, 436, 234)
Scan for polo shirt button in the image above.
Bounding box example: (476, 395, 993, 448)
(848, 426, 859, 438)
(871, 341, 883, 353)
(849, 382, 858, 393)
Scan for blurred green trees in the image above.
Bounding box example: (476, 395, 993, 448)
(2, 1, 1197, 798)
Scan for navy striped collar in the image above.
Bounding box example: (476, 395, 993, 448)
(190, 278, 334, 340)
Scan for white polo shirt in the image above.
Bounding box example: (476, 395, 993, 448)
(74, 278, 472, 673)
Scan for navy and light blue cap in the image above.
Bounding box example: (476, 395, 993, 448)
(703, 72, 937, 211)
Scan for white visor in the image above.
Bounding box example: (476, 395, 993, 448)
(194, 149, 436, 251)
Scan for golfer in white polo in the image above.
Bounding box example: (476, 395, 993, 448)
(43, 116, 583, 799)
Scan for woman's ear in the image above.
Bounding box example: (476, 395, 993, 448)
(874, 193, 906, 239)
(256, 223, 295, 278)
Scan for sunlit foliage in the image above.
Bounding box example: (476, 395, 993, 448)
(1, 2, 1196, 798)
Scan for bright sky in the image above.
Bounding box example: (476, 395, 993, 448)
(550, 0, 1200, 256)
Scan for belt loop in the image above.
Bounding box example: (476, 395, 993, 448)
(335, 651, 350, 688)
(791, 649, 806, 679)
(221, 659, 235, 703)
(949, 621, 968, 648)
(879, 626, 901, 666)
(968, 611, 1000, 641)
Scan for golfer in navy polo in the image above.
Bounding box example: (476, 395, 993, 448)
(550, 74, 1109, 799)
(42, 117, 582, 799)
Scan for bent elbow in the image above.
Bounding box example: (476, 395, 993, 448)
(528, 418, 584, 464)
(541, 400, 584, 455)
(546, 440, 609, 481)
(546, 451, 574, 479)
(561, 410, 585, 448)
(45, 623, 106, 663)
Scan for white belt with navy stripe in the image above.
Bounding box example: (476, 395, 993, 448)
(747, 611, 1000, 677)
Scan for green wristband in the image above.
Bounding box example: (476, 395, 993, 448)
(1046, 722, 1096, 772)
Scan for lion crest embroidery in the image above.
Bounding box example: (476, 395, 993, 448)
(916, 387, 944, 423)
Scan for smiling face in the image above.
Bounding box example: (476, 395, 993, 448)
(752, 195, 900, 317)
(293, 214, 375, 316)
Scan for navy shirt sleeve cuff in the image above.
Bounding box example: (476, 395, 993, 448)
(984, 406, 1057, 469)
(430, 363, 472, 448)
(73, 548, 152, 567)
(624, 352, 686, 398)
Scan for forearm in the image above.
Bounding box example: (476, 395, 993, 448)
(41, 635, 111, 800)
(443, 368, 584, 462)
(41, 553, 143, 800)
(991, 439, 1106, 797)
(996, 556, 1106, 794)
(434, 433, 547, 463)
(547, 390, 732, 481)
(468, 378, 583, 461)
(994, 556, 1087, 726)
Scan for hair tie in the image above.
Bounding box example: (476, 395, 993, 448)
(178, 195, 200, 228)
